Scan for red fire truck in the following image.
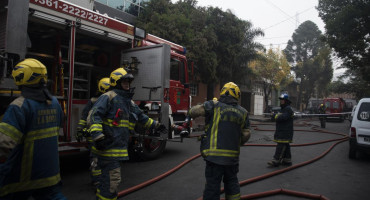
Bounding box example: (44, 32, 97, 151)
(0, 0, 193, 160)
(323, 98, 349, 122)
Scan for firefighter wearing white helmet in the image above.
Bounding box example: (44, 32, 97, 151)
(87, 68, 168, 200)
(0, 58, 66, 199)
(184, 81, 251, 200)
(76, 77, 110, 188)
(268, 93, 294, 167)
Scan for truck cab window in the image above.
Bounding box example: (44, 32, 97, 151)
(333, 102, 339, 109)
(170, 58, 185, 84)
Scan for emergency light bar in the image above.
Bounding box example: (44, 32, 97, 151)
(30, 10, 68, 25)
(30, 0, 135, 40)
(106, 32, 130, 42)
(79, 24, 105, 35)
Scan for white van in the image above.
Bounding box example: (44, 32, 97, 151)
(349, 98, 370, 159)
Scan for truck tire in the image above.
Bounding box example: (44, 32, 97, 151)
(140, 138, 166, 160)
(129, 138, 167, 161)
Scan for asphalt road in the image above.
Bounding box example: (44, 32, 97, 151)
(60, 118, 370, 200)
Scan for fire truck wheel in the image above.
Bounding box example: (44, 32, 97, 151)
(140, 139, 167, 160)
(129, 138, 167, 161)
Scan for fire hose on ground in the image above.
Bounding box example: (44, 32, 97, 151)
(117, 120, 348, 199)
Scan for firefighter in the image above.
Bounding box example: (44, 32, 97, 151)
(267, 93, 294, 167)
(184, 82, 251, 200)
(0, 58, 66, 199)
(76, 77, 110, 188)
(87, 68, 168, 200)
(318, 104, 326, 128)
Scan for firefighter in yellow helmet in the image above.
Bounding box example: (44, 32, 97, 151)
(184, 82, 251, 200)
(0, 58, 66, 199)
(76, 77, 110, 188)
(87, 68, 168, 200)
(318, 103, 327, 128)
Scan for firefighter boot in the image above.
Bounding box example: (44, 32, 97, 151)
(281, 158, 292, 166)
(267, 159, 280, 167)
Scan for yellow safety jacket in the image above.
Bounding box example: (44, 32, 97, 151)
(88, 89, 157, 161)
(0, 96, 63, 196)
(190, 99, 249, 165)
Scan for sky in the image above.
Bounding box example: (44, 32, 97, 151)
(172, 0, 344, 79)
(192, 0, 325, 49)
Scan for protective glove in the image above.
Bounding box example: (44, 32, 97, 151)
(275, 113, 281, 120)
(94, 134, 114, 150)
(240, 129, 251, 145)
(182, 116, 191, 128)
(76, 128, 84, 142)
(150, 123, 168, 137)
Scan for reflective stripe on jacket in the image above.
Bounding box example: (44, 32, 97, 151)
(190, 100, 249, 165)
(88, 89, 156, 160)
(0, 96, 63, 196)
(78, 97, 98, 127)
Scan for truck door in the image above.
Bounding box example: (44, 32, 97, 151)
(169, 56, 190, 116)
(121, 44, 171, 129)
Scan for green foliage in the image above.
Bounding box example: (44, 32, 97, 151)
(136, 0, 264, 85)
(249, 48, 293, 109)
(284, 21, 324, 64)
(317, 0, 370, 83)
(284, 21, 333, 106)
(330, 69, 370, 100)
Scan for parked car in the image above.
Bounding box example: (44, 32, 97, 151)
(349, 98, 370, 159)
(349, 105, 357, 122)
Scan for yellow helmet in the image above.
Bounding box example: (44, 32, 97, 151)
(12, 58, 47, 86)
(110, 68, 134, 87)
(98, 77, 110, 93)
(220, 82, 240, 100)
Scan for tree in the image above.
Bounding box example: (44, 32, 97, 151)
(330, 69, 370, 100)
(136, 0, 264, 99)
(298, 46, 333, 105)
(249, 48, 292, 110)
(317, 0, 370, 83)
(284, 21, 333, 107)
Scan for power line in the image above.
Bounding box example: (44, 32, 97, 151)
(256, 36, 291, 40)
(264, 0, 296, 26)
(263, 6, 314, 31)
(263, 43, 288, 47)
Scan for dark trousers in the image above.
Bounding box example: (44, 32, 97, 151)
(96, 159, 121, 200)
(273, 143, 291, 160)
(88, 142, 101, 186)
(319, 117, 326, 128)
(0, 182, 66, 200)
(203, 161, 240, 200)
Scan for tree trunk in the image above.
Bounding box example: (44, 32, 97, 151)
(297, 84, 302, 110)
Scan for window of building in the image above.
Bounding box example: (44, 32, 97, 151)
(95, 0, 107, 4)
(108, 0, 124, 11)
(190, 84, 198, 97)
(95, 0, 148, 17)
